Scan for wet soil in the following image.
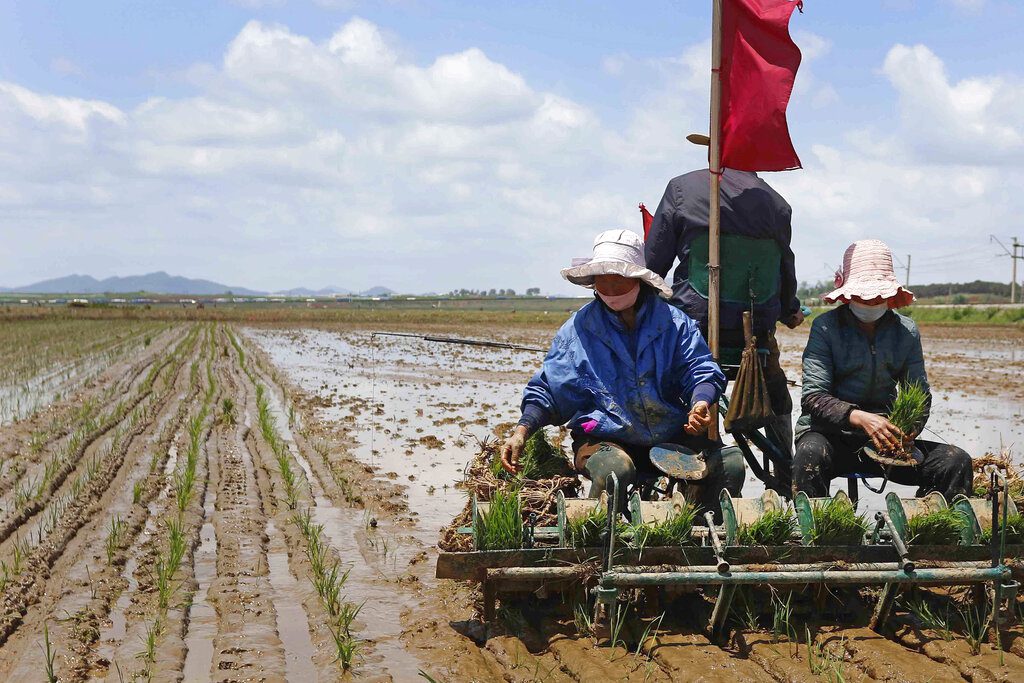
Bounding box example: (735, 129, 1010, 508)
(0, 319, 1017, 681)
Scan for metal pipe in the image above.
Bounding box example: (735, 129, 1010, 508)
(876, 511, 914, 572)
(610, 560, 993, 574)
(481, 561, 1004, 585)
(704, 511, 729, 573)
(601, 567, 1009, 588)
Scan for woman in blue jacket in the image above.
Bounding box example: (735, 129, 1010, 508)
(500, 230, 744, 515)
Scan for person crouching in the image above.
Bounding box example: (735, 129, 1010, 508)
(500, 229, 745, 517)
(793, 239, 972, 500)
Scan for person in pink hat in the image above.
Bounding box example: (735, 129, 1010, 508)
(792, 239, 973, 500)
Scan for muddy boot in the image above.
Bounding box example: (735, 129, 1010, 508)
(582, 444, 636, 511)
(697, 446, 746, 523)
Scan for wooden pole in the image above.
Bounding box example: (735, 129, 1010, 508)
(708, 0, 723, 441)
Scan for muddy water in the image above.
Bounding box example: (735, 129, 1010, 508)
(251, 326, 1024, 520)
(264, 519, 317, 682)
(259, 380, 430, 675)
(251, 329, 526, 539)
(181, 465, 218, 681)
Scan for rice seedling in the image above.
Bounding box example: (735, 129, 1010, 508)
(628, 505, 697, 548)
(330, 625, 361, 671)
(810, 497, 869, 546)
(566, 505, 607, 548)
(806, 626, 847, 681)
(474, 489, 523, 551)
(770, 591, 796, 644)
(736, 508, 797, 546)
(980, 512, 1024, 544)
(39, 622, 57, 683)
(887, 380, 929, 448)
(133, 480, 145, 504)
(902, 594, 953, 641)
(220, 397, 236, 426)
(573, 601, 594, 636)
(105, 515, 129, 564)
(137, 619, 161, 666)
(959, 603, 990, 655)
(906, 508, 967, 545)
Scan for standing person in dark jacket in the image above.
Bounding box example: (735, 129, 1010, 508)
(794, 239, 972, 500)
(644, 134, 804, 459)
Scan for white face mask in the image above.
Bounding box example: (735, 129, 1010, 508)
(849, 301, 888, 323)
(597, 282, 641, 311)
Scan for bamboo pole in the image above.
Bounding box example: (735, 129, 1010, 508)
(708, 0, 723, 440)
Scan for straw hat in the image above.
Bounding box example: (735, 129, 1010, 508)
(823, 239, 915, 308)
(561, 229, 673, 298)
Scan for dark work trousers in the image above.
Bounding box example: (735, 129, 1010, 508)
(793, 430, 973, 501)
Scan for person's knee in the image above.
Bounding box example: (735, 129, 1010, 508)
(583, 445, 636, 497)
(714, 446, 746, 496)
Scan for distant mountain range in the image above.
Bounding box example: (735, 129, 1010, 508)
(0, 272, 396, 297)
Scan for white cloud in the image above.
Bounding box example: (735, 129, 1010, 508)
(1, 22, 1021, 294)
(882, 43, 1024, 164)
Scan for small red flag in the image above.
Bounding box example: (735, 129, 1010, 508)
(720, 0, 802, 172)
(639, 203, 653, 240)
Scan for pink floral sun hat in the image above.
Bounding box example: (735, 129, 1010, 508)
(823, 239, 915, 308)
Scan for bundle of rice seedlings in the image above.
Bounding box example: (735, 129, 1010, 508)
(906, 508, 967, 545)
(980, 512, 1024, 545)
(810, 497, 869, 546)
(629, 505, 698, 548)
(886, 380, 929, 451)
(490, 429, 571, 481)
(567, 505, 608, 548)
(474, 489, 523, 551)
(736, 508, 797, 546)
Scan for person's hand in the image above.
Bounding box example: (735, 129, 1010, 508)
(783, 310, 806, 329)
(684, 401, 712, 435)
(849, 409, 905, 453)
(500, 425, 529, 474)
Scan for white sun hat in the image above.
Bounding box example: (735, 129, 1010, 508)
(560, 229, 673, 298)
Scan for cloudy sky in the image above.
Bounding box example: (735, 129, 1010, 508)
(1, 0, 1022, 294)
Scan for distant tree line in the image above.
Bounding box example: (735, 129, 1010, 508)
(797, 279, 1014, 302)
(446, 288, 543, 297)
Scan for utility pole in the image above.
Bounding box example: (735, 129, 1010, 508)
(991, 236, 1023, 304)
(905, 254, 911, 287)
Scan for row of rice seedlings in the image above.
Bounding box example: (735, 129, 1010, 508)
(105, 515, 130, 564)
(906, 508, 967, 545)
(309, 437, 360, 505)
(809, 497, 869, 546)
(0, 536, 32, 591)
(630, 506, 698, 548)
(293, 508, 363, 670)
(475, 489, 524, 551)
(256, 384, 300, 509)
(251, 362, 364, 673)
(736, 508, 798, 546)
(139, 325, 216, 676)
(980, 512, 1024, 545)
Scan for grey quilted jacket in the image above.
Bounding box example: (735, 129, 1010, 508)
(795, 305, 931, 440)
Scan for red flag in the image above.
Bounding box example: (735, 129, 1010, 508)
(639, 203, 653, 240)
(720, 0, 802, 172)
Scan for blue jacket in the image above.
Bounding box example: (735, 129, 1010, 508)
(519, 291, 726, 448)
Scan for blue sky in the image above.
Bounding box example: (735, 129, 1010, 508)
(1, 0, 1022, 293)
